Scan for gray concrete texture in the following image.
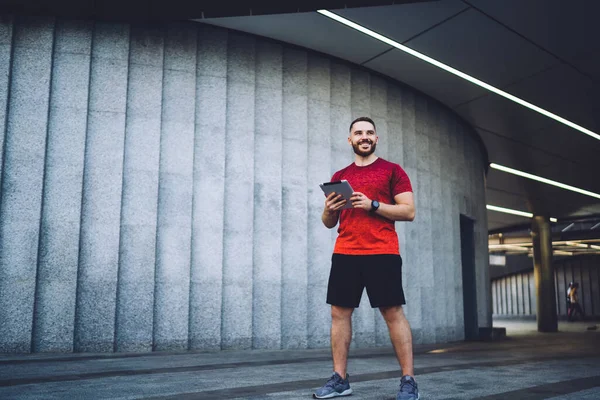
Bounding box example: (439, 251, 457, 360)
(0, 17, 489, 353)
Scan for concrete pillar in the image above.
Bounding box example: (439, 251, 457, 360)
(531, 215, 558, 332)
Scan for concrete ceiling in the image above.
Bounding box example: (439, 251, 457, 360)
(199, 0, 600, 231)
(0, 0, 426, 20)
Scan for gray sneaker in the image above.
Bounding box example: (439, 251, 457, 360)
(396, 375, 419, 400)
(313, 372, 352, 399)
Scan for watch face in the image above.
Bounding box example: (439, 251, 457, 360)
(372, 200, 379, 210)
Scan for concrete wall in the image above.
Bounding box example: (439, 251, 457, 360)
(0, 16, 490, 353)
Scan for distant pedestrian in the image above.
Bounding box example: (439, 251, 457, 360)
(568, 283, 584, 321)
(566, 282, 573, 314)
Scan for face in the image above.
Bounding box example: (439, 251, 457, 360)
(349, 120, 378, 157)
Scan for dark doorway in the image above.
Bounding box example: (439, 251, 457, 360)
(460, 214, 478, 340)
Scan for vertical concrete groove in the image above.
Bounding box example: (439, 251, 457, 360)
(187, 24, 199, 351)
(187, 25, 199, 351)
(113, 25, 134, 352)
(304, 57, 310, 350)
(30, 18, 58, 352)
(152, 23, 168, 351)
(250, 41, 260, 349)
(0, 16, 15, 219)
(218, 34, 229, 351)
(278, 49, 285, 350)
(251, 43, 258, 349)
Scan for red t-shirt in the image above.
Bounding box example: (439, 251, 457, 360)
(331, 158, 413, 255)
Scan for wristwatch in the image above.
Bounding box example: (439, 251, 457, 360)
(370, 200, 380, 213)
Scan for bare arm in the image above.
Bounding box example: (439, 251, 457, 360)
(349, 191, 415, 222)
(322, 192, 347, 229)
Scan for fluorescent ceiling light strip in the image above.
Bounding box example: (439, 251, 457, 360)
(554, 251, 573, 256)
(488, 244, 529, 251)
(486, 205, 532, 218)
(487, 204, 558, 222)
(566, 241, 589, 248)
(490, 163, 600, 199)
(316, 9, 600, 142)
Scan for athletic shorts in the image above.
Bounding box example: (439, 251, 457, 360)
(326, 253, 406, 308)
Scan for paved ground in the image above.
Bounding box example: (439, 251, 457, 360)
(0, 319, 598, 399)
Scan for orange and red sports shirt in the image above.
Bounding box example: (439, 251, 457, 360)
(330, 158, 413, 255)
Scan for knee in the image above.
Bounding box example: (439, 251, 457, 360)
(380, 306, 405, 324)
(331, 306, 353, 321)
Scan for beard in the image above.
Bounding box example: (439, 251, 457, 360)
(352, 139, 377, 157)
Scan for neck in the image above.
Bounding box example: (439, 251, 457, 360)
(354, 154, 378, 167)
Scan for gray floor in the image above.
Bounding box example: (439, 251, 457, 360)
(1, 319, 598, 399)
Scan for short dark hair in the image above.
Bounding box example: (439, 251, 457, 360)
(349, 116, 376, 132)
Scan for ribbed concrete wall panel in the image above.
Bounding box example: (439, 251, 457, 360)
(153, 24, 196, 351)
(75, 22, 129, 352)
(252, 40, 283, 349)
(188, 26, 228, 350)
(0, 16, 54, 353)
(0, 18, 490, 352)
(306, 54, 331, 349)
(281, 48, 309, 349)
(221, 33, 256, 350)
(33, 19, 92, 352)
(115, 25, 163, 352)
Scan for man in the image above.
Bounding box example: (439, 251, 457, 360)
(568, 283, 584, 321)
(566, 282, 573, 314)
(314, 117, 419, 400)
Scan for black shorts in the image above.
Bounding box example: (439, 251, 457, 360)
(326, 254, 406, 308)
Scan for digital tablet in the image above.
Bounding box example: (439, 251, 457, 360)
(319, 180, 354, 210)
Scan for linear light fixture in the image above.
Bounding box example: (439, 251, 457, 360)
(488, 244, 530, 252)
(486, 205, 558, 223)
(486, 205, 532, 218)
(554, 250, 574, 256)
(490, 163, 600, 199)
(316, 9, 600, 142)
(565, 241, 589, 249)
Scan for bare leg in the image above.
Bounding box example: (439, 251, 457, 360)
(331, 305, 354, 377)
(380, 306, 414, 377)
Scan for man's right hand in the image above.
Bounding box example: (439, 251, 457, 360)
(325, 192, 347, 214)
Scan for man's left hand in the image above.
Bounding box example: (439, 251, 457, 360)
(350, 192, 371, 211)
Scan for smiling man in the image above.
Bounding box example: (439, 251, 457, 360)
(314, 117, 419, 400)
